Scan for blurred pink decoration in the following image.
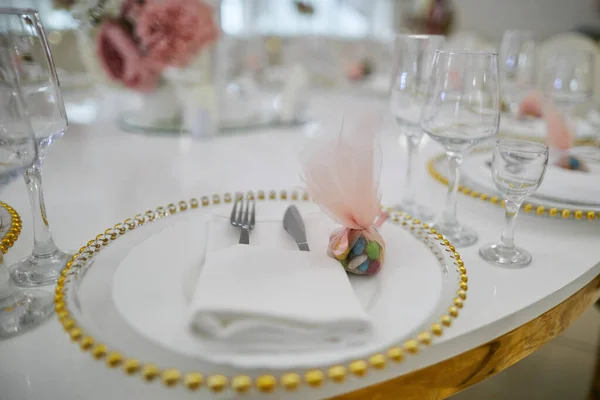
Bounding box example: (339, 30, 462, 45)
(136, 0, 219, 69)
(517, 91, 573, 150)
(448, 69, 462, 90)
(518, 91, 543, 118)
(96, 21, 159, 91)
(301, 112, 388, 276)
(345, 62, 365, 81)
(344, 60, 373, 81)
(544, 101, 574, 151)
(95, 0, 219, 91)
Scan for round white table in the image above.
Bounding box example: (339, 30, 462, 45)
(1, 89, 599, 400)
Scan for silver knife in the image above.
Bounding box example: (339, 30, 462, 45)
(283, 205, 310, 251)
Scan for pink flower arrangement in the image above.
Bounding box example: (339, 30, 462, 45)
(96, 0, 219, 91)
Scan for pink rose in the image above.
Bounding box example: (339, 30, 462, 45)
(96, 21, 159, 92)
(121, 0, 144, 23)
(135, 0, 219, 69)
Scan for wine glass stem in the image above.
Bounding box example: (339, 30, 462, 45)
(24, 160, 58, 257)
(441, 152, 464, 225)
(0, 257, 15, 300)
(402, 132, 421, 207)
(499, 200, 521, 249)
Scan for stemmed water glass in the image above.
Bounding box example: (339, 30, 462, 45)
(479, 140, 548, 267)
(389, 34, 445, 221)
(420, 50, 501, 247)
(540, 50, 595, 111)
(499, 30, 536, 115)
(2, 9, 72, 287)
(0, 21, 54, 337)
(540, 50, 595, 160)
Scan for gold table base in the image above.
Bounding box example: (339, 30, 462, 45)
(332, 274, 600, 400)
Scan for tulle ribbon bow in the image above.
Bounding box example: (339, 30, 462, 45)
(301, 111, 388, 275)
(518, 91, 588, 171)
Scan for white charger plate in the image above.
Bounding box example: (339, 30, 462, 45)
(500, 115, 598, 141)
(57, 191, 467, 393)
(462, 151, 600, 207)
(428, 152, 600, 220)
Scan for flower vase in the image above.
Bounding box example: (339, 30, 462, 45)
(74, 0, 222, 136)
(163, 46, 220, 138)
(140, 84, 181, 126)
(118, 47, 220, 136)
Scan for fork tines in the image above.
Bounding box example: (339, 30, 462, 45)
(230, 193, 256, 230)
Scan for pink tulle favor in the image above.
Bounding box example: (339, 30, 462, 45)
(517, 91, 574, 151)
(301, 112, 388, 276)
(518, 91, 543, 118)
(543, 101, 574, 151)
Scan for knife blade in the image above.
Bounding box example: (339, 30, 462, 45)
(283, 205, 310, 251)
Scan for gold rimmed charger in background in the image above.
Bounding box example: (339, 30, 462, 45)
(428, 150, 600, 221)
(0, 202, 22, 255)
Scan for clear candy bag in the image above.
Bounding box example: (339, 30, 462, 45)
(301, 111, 387, 275)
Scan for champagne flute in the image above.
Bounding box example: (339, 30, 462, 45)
(479, 140, 548, 267)
(420, 50, 501, 247)
(389, 34, 445, 221)
(499, 30, 536, 115)
(2, 9, 72, 287)
(0, 19, 54, 337)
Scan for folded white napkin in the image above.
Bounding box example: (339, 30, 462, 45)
(186, 212, 372, 352)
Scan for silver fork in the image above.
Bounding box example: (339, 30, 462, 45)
(230, 194, 256, 244)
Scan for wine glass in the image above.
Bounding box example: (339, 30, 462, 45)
(540, 50, 594, 112)
(540, 50, 595, 160)
(420, 50, 501, 247)
(389, 34, 445, 221)
(499, 30, 536, 115)
(0, 20, 54, 337)
(479, 140, 548, 267)
(2, 9, 72, 287)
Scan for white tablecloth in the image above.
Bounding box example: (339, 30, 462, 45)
(1, 88, 599, 400)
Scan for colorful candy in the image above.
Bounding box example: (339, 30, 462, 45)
(328, 227, 385, 276)
(366, 241, 380, 260)
(351, 237, 366, 256)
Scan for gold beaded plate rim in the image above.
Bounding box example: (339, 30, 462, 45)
(0, 202, 22, 255)
(55, 190, 468, 394)
(428, 151, 600, 221)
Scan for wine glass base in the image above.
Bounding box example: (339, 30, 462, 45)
(433, 221, 478, 247)
(10, 249, 73, 287)
(0, 289, 54, 339)
(479, 242, 532, 268)
(393, 202, 436, 223)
